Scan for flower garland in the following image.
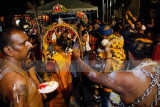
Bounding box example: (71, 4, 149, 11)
(109, 35, 126, 71)
(97, 34, 126, 71)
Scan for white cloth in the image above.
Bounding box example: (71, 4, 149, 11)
(51, 32, 57, 41)
(85, 42, 91, 51)
(131, 24, 146, 31)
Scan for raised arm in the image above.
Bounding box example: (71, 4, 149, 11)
(126, 11, 137, 22)
(126, 14, 134, 28)
(104, 42, 112, 73)
(72, 49, 123, 92)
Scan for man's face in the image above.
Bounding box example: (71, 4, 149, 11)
(135, 21, 142, 30)
(11, 31, 33, 60)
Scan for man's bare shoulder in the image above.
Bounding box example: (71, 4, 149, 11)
(112, 70, 147, 92)
(116, 70, 147, 83)
(0, 68, 27, 88)
(104, 71, 135, 92)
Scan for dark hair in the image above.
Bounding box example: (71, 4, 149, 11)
(0, 27, 23, 54)
(56, 36, 70, 51)
(135, 19, 144, 25)
(126, 41, 153, 59)
(112, 25, 120, 33)
(81, 30, 88, 37)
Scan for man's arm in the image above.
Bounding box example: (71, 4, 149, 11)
(125, 14, 134, 28)
(104, 42, 112, 73)
(72, 49, 123, 92)
(126, 11, 137, 22)
(11, 73, 28, 107)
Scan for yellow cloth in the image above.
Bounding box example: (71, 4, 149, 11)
(49, 53, 72, 107)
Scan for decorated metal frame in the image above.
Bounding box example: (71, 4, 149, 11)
(43, 21, 83, 59)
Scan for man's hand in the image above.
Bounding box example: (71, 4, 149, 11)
(126, 10, 132, 16)
(73, 49, 81, 60)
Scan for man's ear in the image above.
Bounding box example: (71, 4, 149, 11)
(3, 46, 14, 56)
(128, 51, 135, 61)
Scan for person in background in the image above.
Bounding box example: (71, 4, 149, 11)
(147, 18, 154, 28)
(45, 36, 72, 107)
(152, 33, 160, 63)
(126, 10, 146, 34)
(71, 30, 97, 107)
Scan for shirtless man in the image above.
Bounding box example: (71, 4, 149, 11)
(0, 28, 43, 107)
(72, 41, 160, 106)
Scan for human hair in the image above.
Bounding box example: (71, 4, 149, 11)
(126, 41, 153, 59)
(0, 27, 23, 54)
(112, 25, 120, 33)
(81, 30, 88, 37)
(135, 19, 144, 25)
(56, 36, 70, 51)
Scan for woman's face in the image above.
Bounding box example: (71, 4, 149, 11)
(82, 33, 88, 43)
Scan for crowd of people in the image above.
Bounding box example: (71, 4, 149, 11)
(0, 10, 160, 107)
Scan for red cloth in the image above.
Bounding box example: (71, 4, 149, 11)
(89, 34, 98, 51)
(152, 43, 160, 63)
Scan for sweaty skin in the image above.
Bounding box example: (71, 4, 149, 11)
(0, 30, 43, 107)
(73, 49, 160, 106)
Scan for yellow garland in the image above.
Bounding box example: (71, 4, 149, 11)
(110, 35, 126, 71)
(97, 34, 126, 71)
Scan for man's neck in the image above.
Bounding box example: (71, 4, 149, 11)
(4, 57, 22, 68)
(132, 60, 142, 67)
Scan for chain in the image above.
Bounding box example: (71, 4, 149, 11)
(151, 66, 160, 107)
(120, 65, 160, 107)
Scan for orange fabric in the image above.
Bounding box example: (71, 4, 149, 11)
(49, 53, 72, 107)
(104, 88, 113, 92)
(134, 38, 153, 43)
(100, 85, 113, 92)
